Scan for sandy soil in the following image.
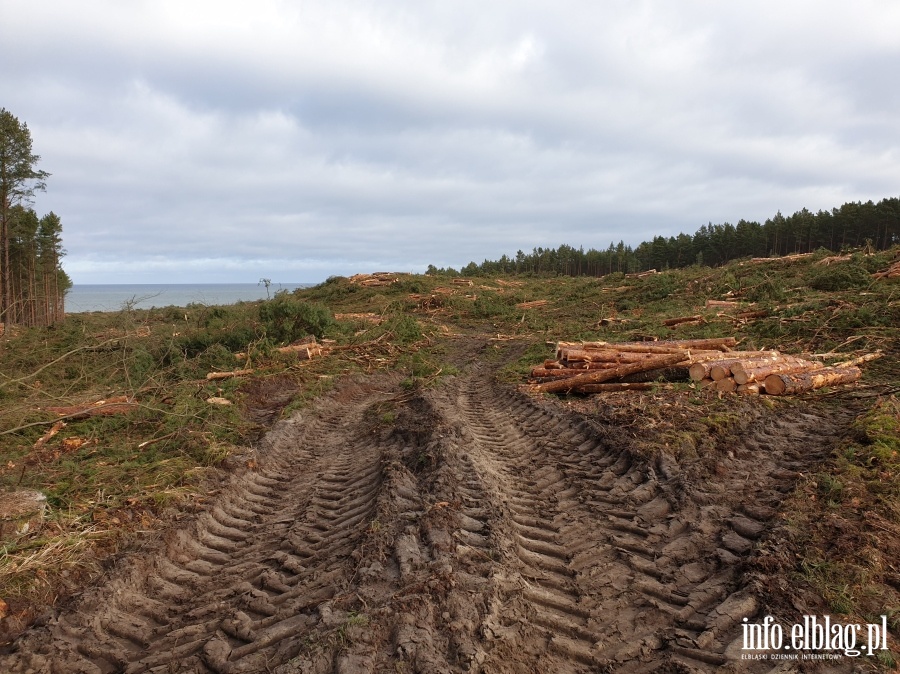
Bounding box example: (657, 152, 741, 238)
(0, 341, 857, 673)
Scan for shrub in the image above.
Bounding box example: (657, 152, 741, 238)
(807, 264, 871, 291)
(258, 293, 334, 342)
(380, 315, 422, 344)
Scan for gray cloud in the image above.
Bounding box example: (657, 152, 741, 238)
(2, 0, 899, 283)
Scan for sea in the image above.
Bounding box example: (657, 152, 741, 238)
(66, 283, 315, 313)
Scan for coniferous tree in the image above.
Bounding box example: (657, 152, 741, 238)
(0, 109, 68, 327)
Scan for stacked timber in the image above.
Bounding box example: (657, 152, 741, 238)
(532, 338, 738, 394)
(688, 351, 879, 395)
(530, 338, 878, 396)
(349, 272, 401, 287)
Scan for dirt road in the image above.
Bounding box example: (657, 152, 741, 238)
(1, 347, 852, 673)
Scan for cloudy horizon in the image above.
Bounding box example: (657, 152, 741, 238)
(3, 1, 899, 284)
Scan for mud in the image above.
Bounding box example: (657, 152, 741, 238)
(0, 343, 855, 673)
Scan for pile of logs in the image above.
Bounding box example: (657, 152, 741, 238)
(349, 273, 401, 287)
(529, 337, 878, 396)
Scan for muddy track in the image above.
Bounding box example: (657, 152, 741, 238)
(1, 351, 853, 673)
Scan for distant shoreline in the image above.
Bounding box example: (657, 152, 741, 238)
(66, 283, 316, 313)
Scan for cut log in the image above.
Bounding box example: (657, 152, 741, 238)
(688, 352, 781, 382)
(529, 366, 613, 379)
(834, 352, 883, 368)
(714, 354, 787, 381)
(569, 383, 658, 393)
(535, 353, 689, 394)
(764, 366, 862, 396)
(732, 357, 822, 385)
(619, 366, 691, 383)
(663, 315, 704, 327)
(714, 378, 737, 393)
(559, 349, 671, 364)
(705, 300, 739, 308)
(275, 344, 323, 359)
(206, 368, 254, 381)
(736, 383, 761, 395)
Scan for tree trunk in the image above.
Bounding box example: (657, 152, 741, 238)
(764, 366, 861, 396)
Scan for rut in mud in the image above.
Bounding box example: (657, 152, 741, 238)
(2, 350, 853, 673)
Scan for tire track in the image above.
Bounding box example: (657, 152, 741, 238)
(438, 363, 852, 672)
(3, 382, 391, 674)
(1, 349, 854, 674)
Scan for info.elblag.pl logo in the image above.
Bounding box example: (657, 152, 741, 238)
(741, 615, 890, 660)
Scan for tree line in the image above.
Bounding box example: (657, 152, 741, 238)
(433, 197, 900, 277)
(0, 108, 70, 328)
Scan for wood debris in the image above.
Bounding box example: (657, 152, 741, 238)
(45, 396, 138, 419)
(206, 369, 254, 381)
(745, 252, 815, 265)
(625, 269, 657, 278)
(451, 279, 474, 286)
(348, 272, 401, 287)
(529, 337, 877, 397)
(872, 260, 900, 279)
(663, 314, 704, 328)
(515, 299, 550, 310)
(334, 313, 384, 324)
(816, 254, 852, 266)
(705, 299, 739, 309)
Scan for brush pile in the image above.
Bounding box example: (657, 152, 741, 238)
(529, 338, 879, 396)
(872, 260, 900, 279)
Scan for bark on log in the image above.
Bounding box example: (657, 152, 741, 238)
(530, 366, 612, 378)
(559, 349, 669, 363)
(732, 357, 822, 385)
(619, 366, 691, 383)
(764, 366, 862, 396)
(574, 337, 737, 352)
(535, 353, 689, 394)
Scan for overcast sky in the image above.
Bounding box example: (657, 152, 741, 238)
(2, 1, 899, 284)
